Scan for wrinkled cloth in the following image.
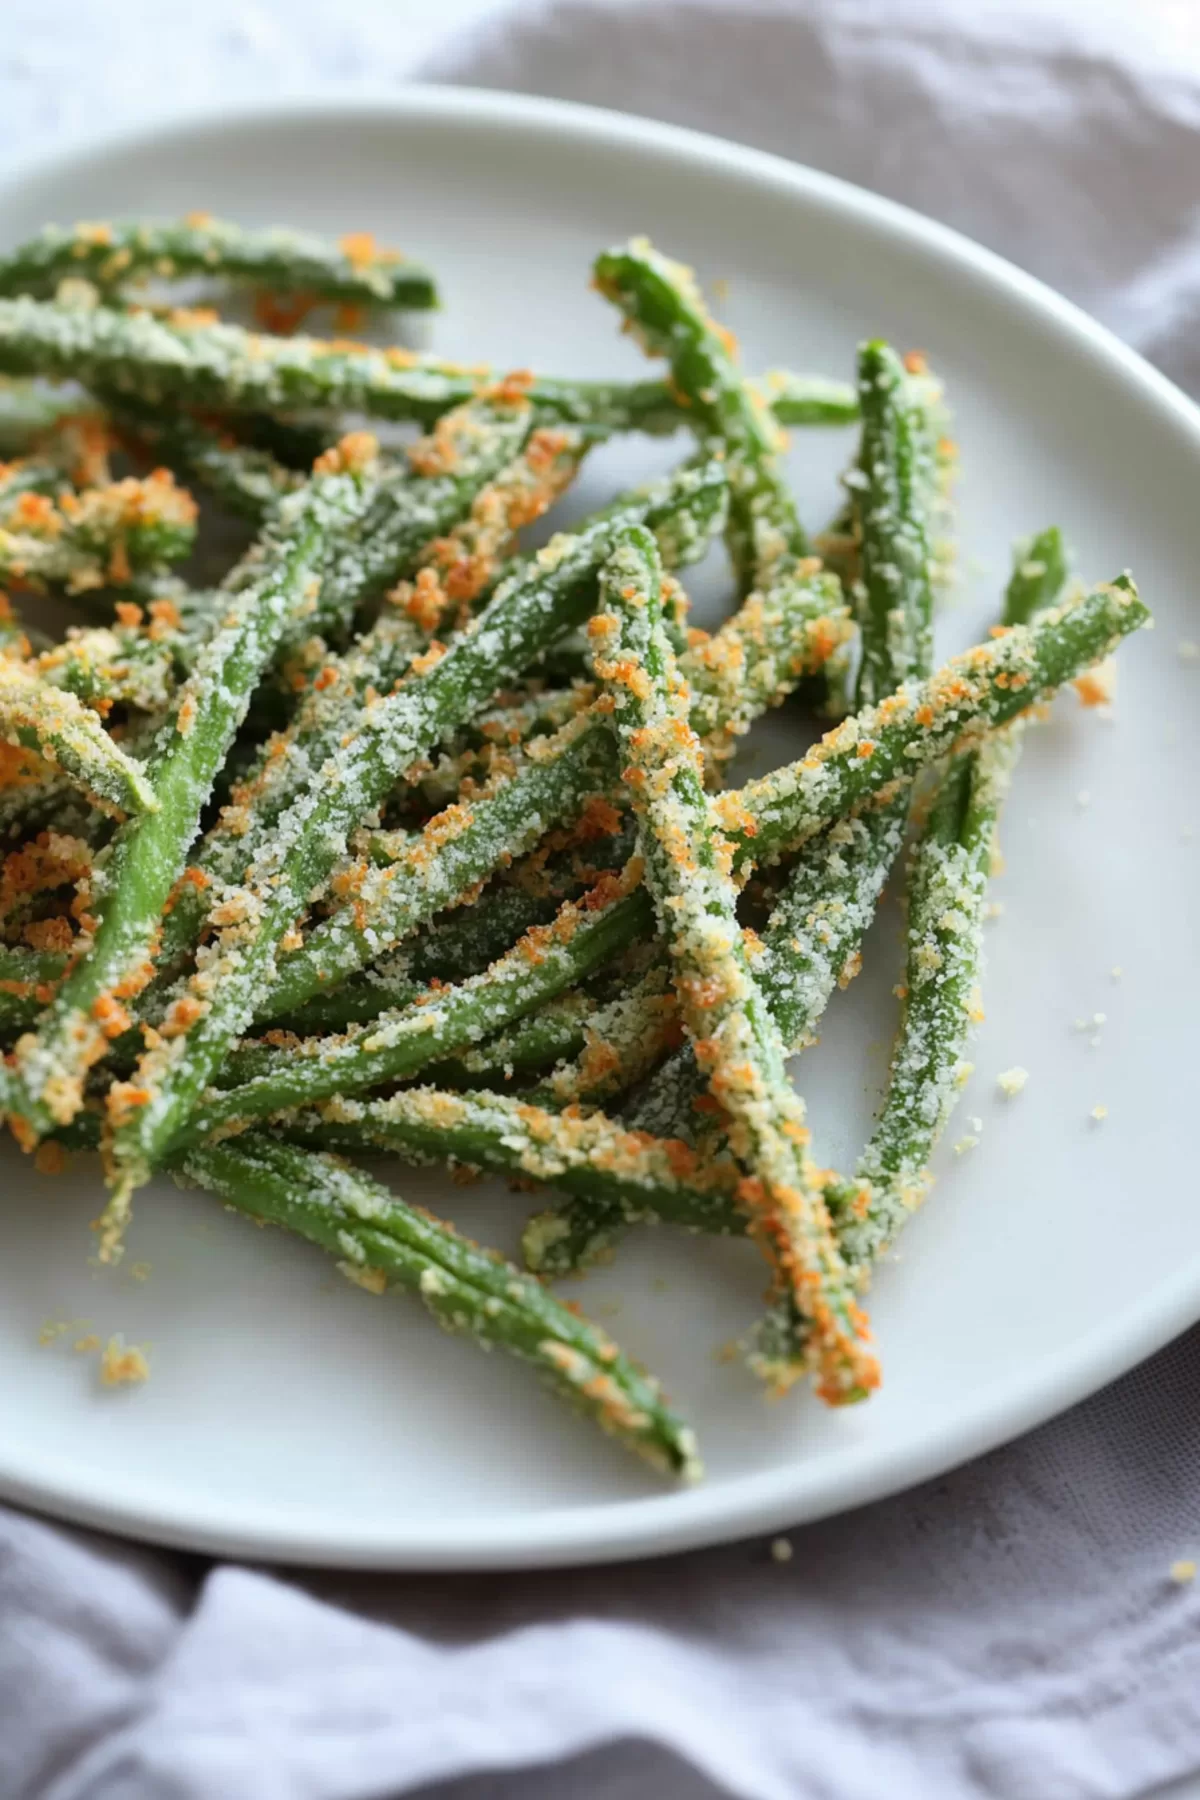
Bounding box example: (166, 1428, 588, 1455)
(3, 4, 1200, 1798)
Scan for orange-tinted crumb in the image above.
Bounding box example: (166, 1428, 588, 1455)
(99, 1336, 149, 1387)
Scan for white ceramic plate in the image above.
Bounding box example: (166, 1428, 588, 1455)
(0, 89, 1196, 1570)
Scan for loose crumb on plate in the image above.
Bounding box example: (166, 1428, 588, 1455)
(1090, 1104, 1108, 1124)
(997, 1066, 1028, 1098)
(770, 1536, 793, 1564)
(1170, 1560, 1197, 1585)
(99, 1335, 149, 1387)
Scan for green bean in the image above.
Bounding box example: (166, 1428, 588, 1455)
(746, 369, 859, 427)
(826, 528, 1070, 1265)
(593, 236, 811, 590)
(826, 739, 1014, 1268)
(679, 571, 852, 763)
(1005, 525, 1068, 626)
(177, 1131, 697, 1479)
(32, 622, 180, 713)
(387, 416, 592, 640)
(173, 882, 656, 1146)
(0, 660, 158, 816)
(614, 805, 909, 1162)
(0, 768, 95, 847)
(259, 705, 621, 1022)
(416, 682, 595, 810)
(282, 1086, 744, 1242)
(525, 964, 678, 1109)
(541, 570, 853, 773)
(593, 237, 856, 754)
(714, 577, 1148, 869)
(108, 398, 302, 519)
(713, 342, 945, 1068)
(591, 523, 877, 1402)
(0, 944, 65, 1034)
(0, 468, 197, 595)
(420, 989, 599, 1093)
(0, 217, 438, 310)
(99, 460, 727, 1239)
(8, 454, 384, 1138)
(276, 404, 551, 651)
(0, 295, 847, 436)
(281, 885, 569, 1035)
(851, 342, 943, 701)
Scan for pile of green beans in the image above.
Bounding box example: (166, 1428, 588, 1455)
(0, 216, 1150, 1481)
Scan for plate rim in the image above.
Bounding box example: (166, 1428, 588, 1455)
(1, 84, 1198, 1570)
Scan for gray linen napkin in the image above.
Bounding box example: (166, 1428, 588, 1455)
(3, 3, 1200, 1796)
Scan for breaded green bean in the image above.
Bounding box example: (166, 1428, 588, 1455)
(828, 737, 1017, 1268)
(715, 578, 1148, 870)
(0, 660, 158, 816)
(282, 1086, 744, 1242)
(0, 217, 437, 310)
(591, 523, 877, 1402)
(593, 236, 810, 586)
(0, 469, 197, 595)
(0, 295, 848, 435)
(178, 1131, 699, 1480)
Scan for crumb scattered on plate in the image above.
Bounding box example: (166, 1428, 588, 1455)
(997, 1066, 1028, 1098)
(1170, 1560, 1196, 1585)
(1090, 1104, 1108, 1124)
(99, 1335, 149, 1388)
(770, 1536, 793, 1564)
